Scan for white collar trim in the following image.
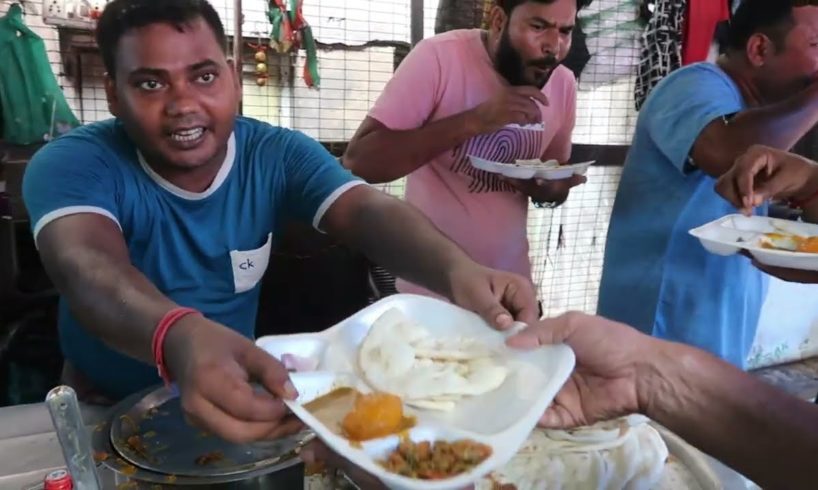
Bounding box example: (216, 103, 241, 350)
(137, 133, 236, 201)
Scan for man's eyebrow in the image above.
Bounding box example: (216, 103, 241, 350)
(125, 59, 220, 78)
(189, 59, 220, 71)
(530, 16, 575, 29)
(127, 67, 167, 78)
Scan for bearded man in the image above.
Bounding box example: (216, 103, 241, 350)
(344, 0, 585, 300)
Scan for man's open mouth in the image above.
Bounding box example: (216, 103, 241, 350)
(170, 127, 206, 143)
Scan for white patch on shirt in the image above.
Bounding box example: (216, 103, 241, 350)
(230, 232, 272, 293)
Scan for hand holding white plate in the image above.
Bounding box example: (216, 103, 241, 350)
(255, 294, 575, 490)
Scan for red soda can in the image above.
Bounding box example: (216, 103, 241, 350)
(43, 469, 73, 490)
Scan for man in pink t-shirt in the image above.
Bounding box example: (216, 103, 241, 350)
(344, 0, 583, 298)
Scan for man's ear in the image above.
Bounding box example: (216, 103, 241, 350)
(488, 5, 508, 36)
(745, 33, 775, 68)
(104, 74, 120, 117)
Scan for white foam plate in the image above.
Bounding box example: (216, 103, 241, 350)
(503, 123, 545, 131)
(468, 155, 594, 181)
(689, 214, 818, 271)
(256, 294, 576, 490)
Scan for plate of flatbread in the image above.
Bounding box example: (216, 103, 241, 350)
(469, 155, 594, 181)
(256, 294, 575, 490)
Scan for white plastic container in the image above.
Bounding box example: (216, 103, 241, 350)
(256, 294, 576, 490)
(689, 214, 818, 271)
(468, 155, 593, 181)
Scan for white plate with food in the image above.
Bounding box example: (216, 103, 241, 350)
(256, 294, 576, 490)
(689, 214, 818, 271)
(468, 155, 594, 181)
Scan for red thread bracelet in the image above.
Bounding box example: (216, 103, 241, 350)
(788, 188, 818, 210)
(152, 307, 201, 386)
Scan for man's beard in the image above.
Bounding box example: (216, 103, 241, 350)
(494, 28, 558, 89)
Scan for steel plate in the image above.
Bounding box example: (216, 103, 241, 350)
(106, 384, 312, 479)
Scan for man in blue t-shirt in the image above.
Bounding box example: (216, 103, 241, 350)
(598, 0, 818, 367)
(22, 0, 542, 444)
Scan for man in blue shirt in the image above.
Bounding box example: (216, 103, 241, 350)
(22, 0, 541, 444)
(598, 0, 818, 367)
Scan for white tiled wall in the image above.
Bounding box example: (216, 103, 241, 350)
(2, 0, 639, 316)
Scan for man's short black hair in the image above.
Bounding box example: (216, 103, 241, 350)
(724, 0, 818, 53)
(497, 0, 589, 16)
(96, 0, 227, 76)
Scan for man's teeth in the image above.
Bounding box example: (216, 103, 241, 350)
(171, 128, 204, 142)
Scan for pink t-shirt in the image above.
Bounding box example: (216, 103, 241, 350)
(368, 29, 577, 297)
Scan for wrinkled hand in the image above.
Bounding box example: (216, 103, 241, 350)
(470, 86, 549, 134)
(716, 145, 818, 215)
(447, 264, 539, 331)
(505, 174, 587, 206)
(163, 315, 304, 443)
(506, 312, 650, 428)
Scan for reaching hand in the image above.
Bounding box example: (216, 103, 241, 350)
(470, 86, 549, 134)
(163, 315, 304, 443)
(716, 145, 818, 215)
(447, 264, 540, 330)
(506, 312, 651, 428)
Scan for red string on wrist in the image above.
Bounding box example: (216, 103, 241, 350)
(152, 307, 201, 387)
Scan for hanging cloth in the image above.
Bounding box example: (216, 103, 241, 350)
(682, 0, 730, 65)
(634, 0, 686, 111)
(0, 3, 80, 144)
(268, 0, 320, 88)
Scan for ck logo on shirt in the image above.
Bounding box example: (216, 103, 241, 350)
(451, 127, 544, 193)
(229, 233, 272, 293)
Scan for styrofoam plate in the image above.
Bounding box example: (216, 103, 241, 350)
(256, 294, 576, 490)
(503, 123, 545, 131)
(689, 214, 818, 271)
(468, 155, 594, 181)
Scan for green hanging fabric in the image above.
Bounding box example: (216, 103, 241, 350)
(300, 24, 319, 88)
(0, 4, 80, 145)
(267, 0, 320, 88)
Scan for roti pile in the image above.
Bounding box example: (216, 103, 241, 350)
(477, 415, 669, 490)
(357, 308, 508, 411)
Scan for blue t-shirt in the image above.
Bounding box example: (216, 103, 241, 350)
(23, 117, 362, 398)
(597, 63, 768, 368)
